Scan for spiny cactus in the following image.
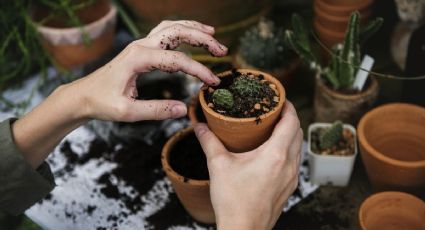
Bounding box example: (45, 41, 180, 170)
(212, 89, 234, 109)
(320, 121, 343, 149)
(230, 76, 263, 98)
(239, 19, 292, 70)
(284, 12, 383, 90)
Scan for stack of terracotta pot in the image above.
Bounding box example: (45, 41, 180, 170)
(313, 0, 374, 49)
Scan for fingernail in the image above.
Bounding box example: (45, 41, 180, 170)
(171, 104, 187, 118)
(219, 44, 228, 52)
(210, 74, 221, 86)
(194, 123, 208, 137)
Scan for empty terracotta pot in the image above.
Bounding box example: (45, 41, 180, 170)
(314, 75, 379, 125)
(314, 20, 346, 49)
(315, 0, 373, 17)
(35, 1, 116, 69)
(199, 69, 285, 153)
(359, 191, 425, 230)
(161, 127, 214, 224)
(358, 103, 425, 194)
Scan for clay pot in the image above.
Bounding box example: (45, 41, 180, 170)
(233, 52, 300, 87)
(314, 75, 379, 125)
(359, 191, 425, 230)
(313, 0, 374, 48)
(188, 94, 206, 125)
(308, 122, 357, 186)
(199, 69, 285, 153)
(357, 103, 425, 194)
(34, 0, 117, 69)
(161, 127, 215, 224)
(122, 0, 272, 48)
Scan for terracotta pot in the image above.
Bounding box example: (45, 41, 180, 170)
(314, 75, 379, 125)
(199, 69, 285, 153)
(314, 2, 372, 33)
(188, 94, 206, 125)
(161, 127, 215, 224)
(359, 191, 425, 230)
(35, 1, 116, 69)
(233, 52, 300, 87)
(315, 0, 373, 17)
(357, 103, 425, 194)
(314, 20, 346, 49)
(123, 0, 272, 48)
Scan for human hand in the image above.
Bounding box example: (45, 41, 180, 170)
(64, 20, 227, 122)
(194, 101, 303, 230)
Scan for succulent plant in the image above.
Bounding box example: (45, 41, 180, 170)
(285, 12, 383, 90)
(239, 18, 292, 70)
(320, 121, 343, 149)
(212, 89, 234, 109)
(230, 76, 263, 98)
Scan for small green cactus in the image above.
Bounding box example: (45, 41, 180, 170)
(230, 76, 263, 98)
(239, 19, 292, 70)
(320, 121, 344, 149)
(212, 89, 234, 109)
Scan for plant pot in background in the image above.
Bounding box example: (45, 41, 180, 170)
(357, 103, 425, 194)
(233, 52, 300, 87)
(313, 0, 374, 48)
(314, 75, 379, 125)
(161, 127, 214, 224)
(122, 0, 273, 49)
(199, 69, 286, 153)
(34, 1, 117, 69)
(359, 191, 425, 230)
(308, 122, 357, 186)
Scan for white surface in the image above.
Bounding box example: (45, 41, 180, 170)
(307, 123, 358, 187)
(1, 73, 319, 230)
(353, 55, 374, 91)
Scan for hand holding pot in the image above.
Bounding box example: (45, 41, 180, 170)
(194, 101, 303, 229)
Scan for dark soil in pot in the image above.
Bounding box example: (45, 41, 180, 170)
(169, 133, 209, 181)
(203, 69, 279, 118)
(311, 127, 355, 156)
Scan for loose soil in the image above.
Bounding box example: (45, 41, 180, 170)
(311, 127, 355, 156)
(169, 133, 209, 180)
(204, 69, 278, 118)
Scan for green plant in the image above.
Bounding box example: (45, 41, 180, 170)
(285, 12, 383, 90)
(212, 89, 234, 109)
(230, 76, 262, 98)
(320, 121, 343, 149)
(239, 18, 293, 70)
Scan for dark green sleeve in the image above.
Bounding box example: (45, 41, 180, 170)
(0, 118, 55, 215)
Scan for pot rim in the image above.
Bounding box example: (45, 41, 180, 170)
(199, 69, 286, 123)
(308, 122, 358, 159)
(161, 126, 210, 186)
(314, 3, 372, 23)
(35, 4, 117, 45)
(314, 20, 346, 38)
(357, 103, 425, 168)
(315, 73, 379, 100)
(358, 191, 425, 230)
(316, 0, 373, 12)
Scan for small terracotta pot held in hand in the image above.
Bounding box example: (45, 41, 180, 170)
(161, 127, 215, 224)
(199, 69, 286, 153)
(357, 103, 425, 194)
(314, 75, 379, 125)
(359, 191, 425, 230)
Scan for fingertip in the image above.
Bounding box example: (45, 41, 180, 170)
(194, 123, 209, 137)
(171, 103, 187, 118)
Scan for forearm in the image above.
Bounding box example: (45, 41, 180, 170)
(12, 83, 89, 169)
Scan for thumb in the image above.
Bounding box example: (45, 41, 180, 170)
(194, 123, 228, 160)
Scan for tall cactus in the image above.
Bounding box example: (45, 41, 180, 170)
(320, 121, 343, 149)
(284, 12, 383, 90)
